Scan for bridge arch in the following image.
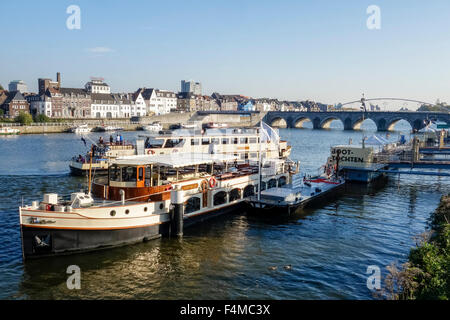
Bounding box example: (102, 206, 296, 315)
(352, 118, 377, 131)
(387, 118, 413, 131)
(293, 116, 312, 128)
(320, 117, 344, 130)
(269, 117, 287, 128)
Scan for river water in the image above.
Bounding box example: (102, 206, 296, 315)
(0, 122, 448, 299)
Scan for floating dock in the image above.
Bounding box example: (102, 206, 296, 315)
(246, 176, 345, 215)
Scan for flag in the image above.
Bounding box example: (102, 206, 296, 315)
(260, 121, 280, 145)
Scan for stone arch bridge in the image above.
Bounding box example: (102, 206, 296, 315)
(264, 111, 450, 131)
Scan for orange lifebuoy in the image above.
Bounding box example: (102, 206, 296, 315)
(147, 149, 155, 155)
(200, 179, 208, 191)
(209, 177, 217, 188)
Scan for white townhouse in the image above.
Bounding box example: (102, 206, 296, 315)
(136, 88, 177, 115)
(91, 93, 120, 118)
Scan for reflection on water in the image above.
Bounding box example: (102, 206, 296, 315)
(0, 124, 447, 299)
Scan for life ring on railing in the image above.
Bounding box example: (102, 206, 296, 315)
(200, 179, 208, 191)
(147, 149, 155, 155)
(46, 204, 52, 211)
(209, 177, 217, 188)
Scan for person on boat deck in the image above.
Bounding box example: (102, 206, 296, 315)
(116, 134, 120, 145)
(119, 134, 123, 145)
(99, 136, 104, 145)
(109, 135, 113, 145)
(145, 137, 150, 148)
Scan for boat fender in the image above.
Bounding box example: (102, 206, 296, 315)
(209, 177, 217, 188)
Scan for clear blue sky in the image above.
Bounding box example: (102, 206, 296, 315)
(1, 0, 449, 105)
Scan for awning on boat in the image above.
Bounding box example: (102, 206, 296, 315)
(112, 153, 239, 168)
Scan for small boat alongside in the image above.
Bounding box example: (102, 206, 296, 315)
(69, 124, 91, 134)
(95, 125, 124, 132)
(143, 122, 163, 133)
(0, 127, 20, 135)
(205, 122, 228, 129)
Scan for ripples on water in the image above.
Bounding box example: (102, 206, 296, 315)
(0, 123, 448, 299)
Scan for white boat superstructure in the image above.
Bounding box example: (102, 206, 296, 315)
(144, 122, 163, 133)
(70, 124, 91, 134)
(142, 126, 291, 161)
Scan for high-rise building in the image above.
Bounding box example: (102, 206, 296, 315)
(8, 80, 28, 93)
(181, 80, 202, 95)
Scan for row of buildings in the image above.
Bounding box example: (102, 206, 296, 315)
(0, 74, 331, 119)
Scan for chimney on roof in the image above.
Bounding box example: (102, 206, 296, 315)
(57, 72, 61, 87)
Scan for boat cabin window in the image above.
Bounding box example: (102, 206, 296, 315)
(211, 138, 220, 145)
(202, 138, 210, 145)
(164, 138, 183, 148)
(148, 138, 164, 148)
(240, 137, 248, 144)
(122, 167, 137, 182)
(268, 178, 277, 189)
(213, 191, 227, 206)
(278, 176, 287, 187)
(243, 185, 255, 197)
(229, 188, 241, 202)
(233, 138, 239, 144)
(138, 167, 144, 181)
(191, 139, 200, 146)
(185, 197, 201, 214)
(222, 138, 229, 145)
(109, 165, 121, 182)
(249, 137, 257, 144)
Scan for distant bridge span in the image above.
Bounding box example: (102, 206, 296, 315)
(264, 111, 450, 131)
(340, 98, 434, 106)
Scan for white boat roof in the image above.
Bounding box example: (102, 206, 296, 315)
(112, 153, 239, 168)
(139, 128, 259, 139)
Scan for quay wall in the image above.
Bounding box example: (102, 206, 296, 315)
(1, 112, 266, 134)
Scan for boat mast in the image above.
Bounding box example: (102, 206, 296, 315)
(258, 121, 263, 201)
(88, 144, 94, 195)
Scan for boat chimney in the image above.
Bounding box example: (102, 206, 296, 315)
(119, 189, 125, 204)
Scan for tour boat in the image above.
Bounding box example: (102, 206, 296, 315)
(70, 124, 92, 134)
(0, 127, 20, 135)
(143, 122, 163, 133)
(141, 126, 291, 161)
(20, 152, 298, 259)
(69, 126, 291, 176)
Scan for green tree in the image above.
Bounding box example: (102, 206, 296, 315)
(34, 114, 50, 123)
(0, 84, 4, 91)
(0, 109, 4, 117)
(15, 111, 33, 125)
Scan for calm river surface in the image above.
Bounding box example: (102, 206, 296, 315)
(0, 122, 448, 299)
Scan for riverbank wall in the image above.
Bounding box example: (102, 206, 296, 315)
(1, 111, 266, 134)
